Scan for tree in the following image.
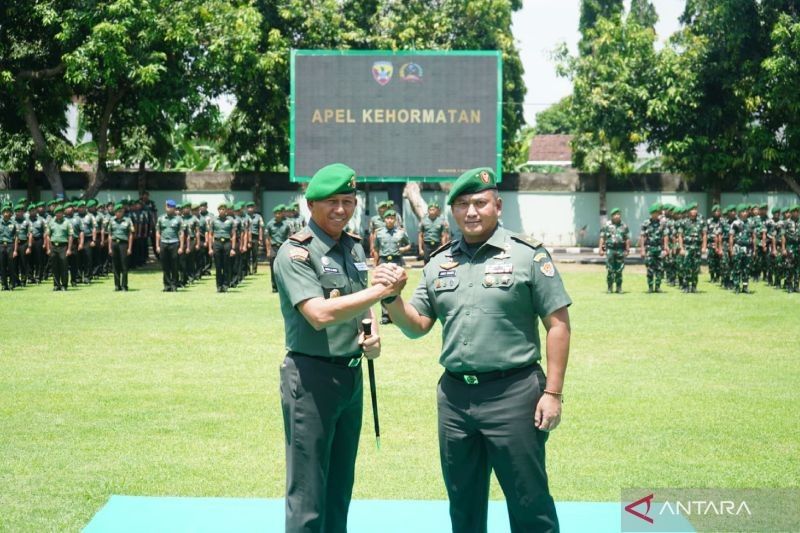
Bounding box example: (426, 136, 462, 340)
(534, 96, 576, 134)
(560, 7, 656, 225)
(630, 0, 658, 28)
(647, 0, 763, 201)
(579, 0, 624, 53)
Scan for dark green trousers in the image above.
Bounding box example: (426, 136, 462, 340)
(212, 240, 232, 289)
(438, 365, 559, 533)
(49, 243, 68, 289)
(0, 242, 13, 289)
(249, 236, 260, 273)
(160, 242, 179, 290)
(111, 240, 129, 290)
(280, 353, 363, 533)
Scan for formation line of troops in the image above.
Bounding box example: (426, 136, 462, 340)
(600, 201, 800, 294)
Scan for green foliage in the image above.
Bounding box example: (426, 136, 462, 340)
(534, 96, 577, 135)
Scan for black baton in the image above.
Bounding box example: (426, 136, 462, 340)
(362, 318, 381, 449)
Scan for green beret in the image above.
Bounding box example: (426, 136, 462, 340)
(305, 163, 357, 201)
(648, 202, 661, 214)
(86, 199, 98, 207)
(664, 203, 675, 211)
(113, 203, 124, 211)
(791, 205, 800, 212)
(200, 201, 208, 207)
(771, 206, 781, 214)
(428, 202, 440, 209)
(14, 203, 26, 211)
(218, 202, 229, 209)
(246, 201, 255, 208)
(378, 200, 389, 209)
(383, 209, 397, 219)
(1, 204, 11, 213)
(446, 167, 498, 205)
(182, 202, 193, 209)
(760, 202, 768, 209)
(191, 203, 201, 210)
(53, 205, 64, 214)
(273, 204, 285, 213)
(736, 203, 749, 212)
(609, 207, 621, 216)
(63, 202, 73, 209)
(289, 202, 299, 209)
(723, 204, 734, 213)
(711, 204, 720, 212)
(75, 200, 86, 208)
(688, 202, 698, 210)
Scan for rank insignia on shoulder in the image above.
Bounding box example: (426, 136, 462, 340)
(289, 247, 309, 261)
(533, 252, 548, 263)
(439, 261, 459, 270)
(540, 262, 555, 277)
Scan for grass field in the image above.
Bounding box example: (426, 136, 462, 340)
(1, 264, 798, 531)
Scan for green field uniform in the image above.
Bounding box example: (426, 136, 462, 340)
(664, 217, 678, 285)
(28, 214, 46, 283)
(13, 214, 32, 287)
(408, 226, 571, 532)
(180, 214, 199, 287)
(157, 213, 183, 291)
(209, 215, 235, 291)
(749, 216, 767, 281)
(248, 211, 264, 273)
(729, 217, 755, 293)
(599, 220, 629, 292)
(706, 215, 723, 282)
(274, 219, 369, 533)
(287, 212, 306, 235)
(678, 216, 705, 292)
(640, 218, 667, 291)
(419, 215, 449, 264)
(67, 213, 82, 285)
(266, 217, 291, 292)
(374, 226, 410, 263)
(0, 216, 18, 290)
(78, 212, 96, 283)
(108, 216, 134, 290)
(46, 217, 73, 290)
(781, 216, 799, 292)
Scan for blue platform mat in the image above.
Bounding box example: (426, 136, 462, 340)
(84, 496, 626, 532)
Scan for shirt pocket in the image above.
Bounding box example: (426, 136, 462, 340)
(320, 272, 348, 298)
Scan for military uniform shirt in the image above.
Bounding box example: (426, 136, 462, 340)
(599, 221, 629, 249)
(266, 218, 291, 246)
(375, 226, 410, 257)
(730, 219, 754, 247)
(640, 218, 666, 250)
(46, 218, 73, 243)
(157, 214, 183, 243)
(14, 216, 32, 241)
(249, 213, 264, 235)
(274, 219, 369, 357)
(80, 213, 96, 237)
(409, 226, 572, 373)
(69, 214, 83, 239)
(678, 217, 704, 246)
(420, 215, 448, 244)
(29, 217, 46, 239)
(0, 218, 17, 243)
(210, 216, 235, 239)
(108, 217, 134, 241)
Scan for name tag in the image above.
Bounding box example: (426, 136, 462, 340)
(438, 270, 456, 278)
(323, 266, 340, 273)
(354, 262, 369, 271)
(485, 263, 513, 274)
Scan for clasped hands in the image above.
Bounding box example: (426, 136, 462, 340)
(371, 263, 408, 297)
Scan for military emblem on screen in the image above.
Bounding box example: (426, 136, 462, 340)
(399, 62, 423, 82)
(372, 61, 394, 86)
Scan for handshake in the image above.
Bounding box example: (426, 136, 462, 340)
(371, 263, 408, 297)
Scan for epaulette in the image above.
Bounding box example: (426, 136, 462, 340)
(430, 240, 454, 258)
(346, 231, 362, 241)
(289, 229, 313, 244)
(510, 234, 543, 250)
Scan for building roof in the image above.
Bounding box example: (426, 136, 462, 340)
(528, 134, 573, 164)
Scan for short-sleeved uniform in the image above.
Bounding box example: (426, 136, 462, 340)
(640, 218, 667, 290)
(0, 217, 18, 289)
(266, 217, 292, 291)
(678, 216, 705, 288)
(45, 217, 73, 289)
(157, 214, 183, 291)
(419, 214, 449, 264)
(273, 219, 370, 533)
(409, 226, 571, 532)
(599, 220, 629, 288)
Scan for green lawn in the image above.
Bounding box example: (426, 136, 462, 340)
(1, 265, 798, 530)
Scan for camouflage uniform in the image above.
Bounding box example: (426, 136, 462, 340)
(729, 211, 755, 293)
(599, 216, 629, 293)
(678, 214, 706, 292)
(781, 209, 800, 293)
(705, 212, 723, 282)
(640, 215, 667, 292)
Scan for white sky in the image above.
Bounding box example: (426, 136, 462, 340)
(512, 0, 686, 125)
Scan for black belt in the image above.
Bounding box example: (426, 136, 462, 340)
(33, 236, 44, 240)
(215, 237, 230, 242)
(112, 238, 128, 243)
(381, 255, 398, 261)
(51, 242, 67, 247)
(446, 363, 536, 385)
(289, 351, 362, 368)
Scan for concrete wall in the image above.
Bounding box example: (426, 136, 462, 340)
(3, 189, 797, 246)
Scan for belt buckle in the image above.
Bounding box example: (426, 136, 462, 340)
(463, 374, 479, 385)
(386, 255, 393, 261)
(347, 357, 362, 368)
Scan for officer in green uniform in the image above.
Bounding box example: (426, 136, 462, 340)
(179, 202, 200, 287)
(598, 207, 630, 293)
(639, 202, 668, 292)
(376, 167, 571, 533)
(77, 200, 97, 283)
(246, 201, 264, 274)
(155, 199, 185, 292)
(765, 206, 781, 287)
(198, 201, 213, 276)
(418, 202, 450, 265)
(705, 204, 723, 282)
(677, 202, 707, 293)
(65, 202, 83, 286)
(285, 201, 306, 234)
(107, 203, 134, 291)
(45, 205, 73, 291)
(368, 200, 390, 256)
(274, 163, 388, 533)
(374, 209, 411, 324)
(266, 204, 291, 293)
(780, 205, 800, 293)
(0, 204, 19, 290)
(729, 203, 757, 294)
(12, 203, 32, 288)
(207, 202, 237, 292)
(28, 203, 47, 283)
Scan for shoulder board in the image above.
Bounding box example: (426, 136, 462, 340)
(289, 230, 313, 244)
(430, 240, 454, 258)
(346, 231, 362, 241)
(510, 234, 544, 250)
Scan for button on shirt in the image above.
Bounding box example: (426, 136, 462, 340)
(409, 226, 572, 373)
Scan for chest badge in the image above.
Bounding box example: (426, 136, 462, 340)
(329, 288, 341, 298)
(321, 256, 331, 266)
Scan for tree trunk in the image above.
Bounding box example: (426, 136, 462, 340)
(137, 160, 147, 197)
(778, 172, 800, 198)
(386, 182, 404, 218)
(19, 91, 65, 198)
(84, 89, 125, 198)
(402, 181, 428, 221)
(598, 168, 608, 227)
(709, 183, 721, 207)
